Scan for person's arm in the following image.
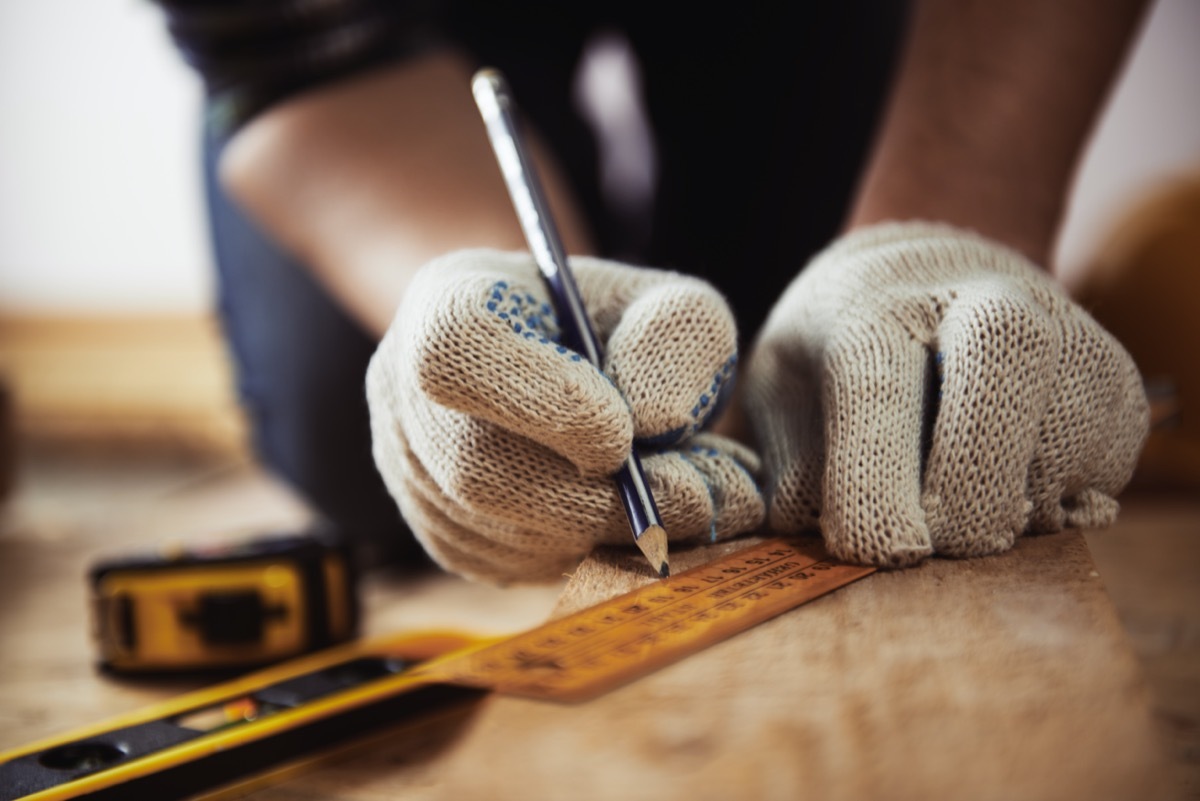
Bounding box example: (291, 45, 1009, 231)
(738, 0, 1153, 567)
(847, 0, 1149, 266)
(219, 49, 593, 337)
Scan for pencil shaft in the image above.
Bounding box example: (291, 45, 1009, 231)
(471, 70, 598, 364)
(472, 68, 668, 577)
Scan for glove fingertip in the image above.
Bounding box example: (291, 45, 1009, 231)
(821, 504, 934, 568)
(765, 463, 822, 534)
(681, 443, 766, 541)
(606, 281, 739, 443)
(1062, 488, 1120, 530)
(826, 535, 933, 569)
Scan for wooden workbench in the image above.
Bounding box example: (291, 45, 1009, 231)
(232, 530, 1175, 801)
(0, 455, 1189, 800)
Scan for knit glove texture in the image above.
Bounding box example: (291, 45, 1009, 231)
(367, 250, 764, 583)
(744, 223, 1149, 567)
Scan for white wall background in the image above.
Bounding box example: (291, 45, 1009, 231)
(0, 0, 1196, 314)
(0, 0, 208, 313)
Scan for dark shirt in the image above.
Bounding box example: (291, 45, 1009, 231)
(160, 0, 909, 339)
(159, 0, 440, 136)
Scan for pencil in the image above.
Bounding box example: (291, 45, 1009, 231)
(471, 67, 670, 579)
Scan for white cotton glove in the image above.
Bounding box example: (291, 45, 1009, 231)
(744, 223, 1149, 567)
(366, 250, 764, 584)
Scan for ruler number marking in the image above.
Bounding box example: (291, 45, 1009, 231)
(448, 542, 867, 697)
(501, 546, 807, 669)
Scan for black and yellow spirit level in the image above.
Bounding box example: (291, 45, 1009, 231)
(89, 530, 358, 673)
(0, 631, 483, 801)
(4, 539, 875, 800)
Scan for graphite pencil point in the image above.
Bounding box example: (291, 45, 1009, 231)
(635, 525, 669, 579)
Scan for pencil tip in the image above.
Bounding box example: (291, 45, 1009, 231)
(635, 525, 669, 580)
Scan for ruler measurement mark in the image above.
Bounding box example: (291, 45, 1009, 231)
(504, 557, 847, 686)
(486, 551, 802, 661)
(486, 546, 821, 669)
(539, 558, 824, 669)
(425, 540, 874, 700)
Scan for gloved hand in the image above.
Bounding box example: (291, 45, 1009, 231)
(744, 222, 1149, 567)
(367, 250, 764, 583)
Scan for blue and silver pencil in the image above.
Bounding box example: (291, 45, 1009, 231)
(471, 68, 670, 579)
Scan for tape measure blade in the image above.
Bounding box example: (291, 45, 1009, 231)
(420, 538, 875, 702)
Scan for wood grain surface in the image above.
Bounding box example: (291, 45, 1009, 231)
(0, 450, 1191, 800)
(0, 314, 1194, 799)
(246, 531, 1177, 801)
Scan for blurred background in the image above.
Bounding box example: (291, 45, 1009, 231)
(0, 0, 235, 462)
(0, 0, 1197, 793)
(0, 0, 1197, 466)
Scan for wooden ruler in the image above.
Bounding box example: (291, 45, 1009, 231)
(0, 538, 874, 801)
(415, 538, 876, 701)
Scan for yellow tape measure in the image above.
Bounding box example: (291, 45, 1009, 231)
(416, 537, 875, 701)
(0, 538, 874, 801)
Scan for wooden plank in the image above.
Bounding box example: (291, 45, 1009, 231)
(246, 530, 1176, 801)
(0, 444, 1186, 799)
(0, 314, 246, 455)
(1084, 494, 1200, 798)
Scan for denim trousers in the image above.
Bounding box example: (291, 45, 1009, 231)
(202, 136, 425, 564)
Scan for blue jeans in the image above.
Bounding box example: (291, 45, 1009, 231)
(202, 135, 424, 565)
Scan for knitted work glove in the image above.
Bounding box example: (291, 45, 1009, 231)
(367, 250, 764, 583)
(744, 223, 1149, 567)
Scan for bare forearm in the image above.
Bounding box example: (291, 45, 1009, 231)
(219, 50, 592, 337)
(848, 0, 1147, 265)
